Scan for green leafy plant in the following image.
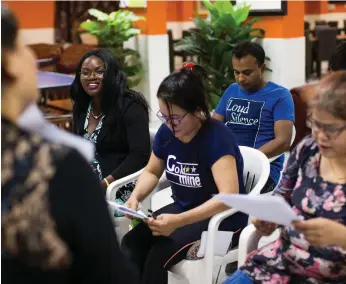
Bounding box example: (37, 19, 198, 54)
(80, 9, 145, 88)
(176, 0, 268, 109)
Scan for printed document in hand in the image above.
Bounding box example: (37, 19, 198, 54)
(107, 200, 148, 219)
(215, 194, 298, 226)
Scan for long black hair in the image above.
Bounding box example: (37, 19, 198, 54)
(70, 49, 149, 132)
(1, 5, 19, 88)
(157, 63, 210, 120)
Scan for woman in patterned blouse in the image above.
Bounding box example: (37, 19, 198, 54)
(225, 71, 346, 284)
(70, 49, 151, 208)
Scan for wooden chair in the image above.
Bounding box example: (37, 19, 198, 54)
(45, 114, 74, 132)
(314, 26, 338, 77)
(315, 20, 327, 27)
(167, 30, 187, 72)
(28, 43, 63, 71)
(56, 44, 98, 74)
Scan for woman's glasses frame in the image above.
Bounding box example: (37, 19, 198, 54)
(156, 111, 188, 125)
(307, 117, 346, 140)
(80, 69, 106, 79)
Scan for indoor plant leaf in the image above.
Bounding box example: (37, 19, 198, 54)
(88, 8, 109, 22)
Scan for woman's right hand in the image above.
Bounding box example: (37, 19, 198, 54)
(252, 218, 278, 236)
(124, 196, 139, 219)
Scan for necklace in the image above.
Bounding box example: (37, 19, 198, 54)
(91, 108, 104, 120)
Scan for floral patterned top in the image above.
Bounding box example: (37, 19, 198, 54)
(83, 103, 104, 180)
(241, 136, 346, 284)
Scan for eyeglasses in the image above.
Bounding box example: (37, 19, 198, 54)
(80, 69, 105, 79)
(307, 118, 346, 140)
(156, 111, 188, 125)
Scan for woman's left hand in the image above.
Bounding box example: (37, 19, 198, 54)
(293, 217, 346, 248)
(147, 214, 182, 236)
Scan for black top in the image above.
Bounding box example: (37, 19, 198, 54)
(2, 117, 139, 284)
(73, 95, 151, 180)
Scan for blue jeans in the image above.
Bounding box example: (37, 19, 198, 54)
(224, 270, 253, 284)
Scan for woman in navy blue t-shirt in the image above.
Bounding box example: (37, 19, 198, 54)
(121, 63, 248, 284)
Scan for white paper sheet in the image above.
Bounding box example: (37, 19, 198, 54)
(215, 194, 298, 226)
(17, 104, 94, 162)
(107, 200, 148, 220)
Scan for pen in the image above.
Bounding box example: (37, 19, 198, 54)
(148, 209, 157, 220)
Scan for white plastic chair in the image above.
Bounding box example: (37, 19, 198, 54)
(236, 126, 296, 269)
(151, 146, 270, 284)
(105, 127, 158, 240)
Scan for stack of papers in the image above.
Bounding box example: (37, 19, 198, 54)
(215, 194, 298, 226)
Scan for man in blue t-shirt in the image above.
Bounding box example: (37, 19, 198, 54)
(213, 40, 294, 193)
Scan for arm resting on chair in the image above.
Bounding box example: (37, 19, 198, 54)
(237, 224, 262, 267)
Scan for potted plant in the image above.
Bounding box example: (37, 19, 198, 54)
(80, 9, 145, 88)
(176, 0, 268, 109)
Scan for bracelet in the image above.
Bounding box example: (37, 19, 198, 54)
(104, 178, 110, 188)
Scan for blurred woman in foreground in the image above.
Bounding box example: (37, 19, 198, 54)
(1, 6, 138, 284)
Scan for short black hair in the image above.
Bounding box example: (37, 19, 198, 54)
(1, 6, 18, 50)
(157, 64, 210, 120)
(329, 42, 346, 71)
(232, 40, 265, 65)
(2, 6, 19, 89)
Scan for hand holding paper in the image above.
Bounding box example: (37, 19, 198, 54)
(215, 194, 298, 226)
(107, 200, 148, 220)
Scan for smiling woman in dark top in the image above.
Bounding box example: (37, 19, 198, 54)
(70, 49, 150, 192)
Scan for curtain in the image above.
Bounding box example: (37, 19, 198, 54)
(55, 1, 120, 44)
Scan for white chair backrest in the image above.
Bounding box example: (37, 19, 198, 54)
(291, 125, 296, 145)
(239, 146, 270, 195)
(149, 128, 157, 149)
(106, 169, 143, 201)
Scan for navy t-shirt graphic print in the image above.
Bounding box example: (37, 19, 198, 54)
(166, 155, 202, 188)
(153, 119, 245, 210)
(226, 98, 265, 148)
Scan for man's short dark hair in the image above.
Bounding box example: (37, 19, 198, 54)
(329, 42, 346, 71)
(232, 40, 265, 65)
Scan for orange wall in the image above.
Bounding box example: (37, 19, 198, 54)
(329, 3, 346, 13)
(252, 1, 304, 38)
(165, 1, 304, 38)
(305, 1, 328, 15)
(3, 1, 55, 28)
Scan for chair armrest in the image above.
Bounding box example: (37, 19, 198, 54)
(106, 169, 144, 201)
(203, 208, 238, 284)
(268, 155, 280, 163)
(157, 174, 169, 190)
(237, 224, 262, 267)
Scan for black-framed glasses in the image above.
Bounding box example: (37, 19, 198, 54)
(80, 69, 105, 79)
(307, 118, 346, 140)
(156, 111, 188, 125)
